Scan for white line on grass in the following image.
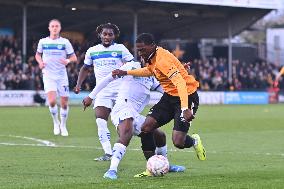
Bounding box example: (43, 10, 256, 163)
(0, 135, 283, 157)
(0, 135, 56, 146)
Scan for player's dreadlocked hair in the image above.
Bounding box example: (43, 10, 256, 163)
(96, 23, 120, 38)
(136, 33, 155, 45)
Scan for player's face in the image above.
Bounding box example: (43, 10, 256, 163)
(100, 28, 115, 47)
(48, 20, 61, 37)
(136, 42, 155, 61)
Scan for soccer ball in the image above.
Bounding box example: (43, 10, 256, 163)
(146, 155, 170, 176)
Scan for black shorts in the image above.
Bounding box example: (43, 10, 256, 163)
(148, 91, 199, 133)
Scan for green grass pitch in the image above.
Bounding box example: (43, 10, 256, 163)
(0, 105, 283, 189)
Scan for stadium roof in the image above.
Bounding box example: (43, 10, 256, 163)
(147, 0, 280, 10)
(0, 0, 277, 39)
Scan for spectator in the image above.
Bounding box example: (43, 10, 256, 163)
(0, 35, 282, 91)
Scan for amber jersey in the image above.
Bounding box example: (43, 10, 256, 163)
(127, 47, 199, 109)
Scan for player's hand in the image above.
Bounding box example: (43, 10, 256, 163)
(181, 109, 195, 123)
(273, 81, 279, 88)
(82, 96, 93, 111)
(39, 62, 46, 69)
(73, 86, 81, 94)
(59, 58, 70, 66)
(112, 69, 127, 78)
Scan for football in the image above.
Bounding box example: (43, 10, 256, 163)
(146, 155, 170, 176)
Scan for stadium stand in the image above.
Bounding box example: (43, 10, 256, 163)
(0, 37, 95, 91)
(0, 0, 281, 92)
(0, 36, 282, 91)
(190, 58, 280, 91)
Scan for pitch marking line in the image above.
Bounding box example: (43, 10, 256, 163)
(0, 135, 56, 146)
(0, 135, 283, 157)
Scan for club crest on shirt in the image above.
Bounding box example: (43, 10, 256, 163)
(111, 52, 118, 57)
(57, 45, 63, 49)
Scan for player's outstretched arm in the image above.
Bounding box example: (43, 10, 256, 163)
(84, 73, 115, 111)
(112, 69, 127, 78)
(88, 73, 115, 99)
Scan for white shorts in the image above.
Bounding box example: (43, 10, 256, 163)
(42, 75, 69, 97)
(111, 101, 146, 136)
(93, 87, 118, 109)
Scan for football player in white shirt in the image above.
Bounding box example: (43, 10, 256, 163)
(83, 61, 185, 179)
(35, 19, 77, 136)
(74, 23, 134, 161)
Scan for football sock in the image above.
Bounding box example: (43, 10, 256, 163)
(155, 145, 167, 157)
(184, 135, 194, 148)
(60, 106, 69, 127)
(49, 105, 59, 124)
(96, 118, 112, 155)
(109, 143, 126, 172)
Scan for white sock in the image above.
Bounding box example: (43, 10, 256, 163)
(109, 143, 126, 172)
(49, 105, 59, 125)
(155, 145, 167, 157)
(60, 107, 69, 127)
(96, 118, 112, 155)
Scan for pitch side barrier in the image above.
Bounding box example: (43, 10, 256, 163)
(150, 91, 269, 105)
(0, 90, 274, 106)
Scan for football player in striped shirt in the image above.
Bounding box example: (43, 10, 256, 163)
(74, 23, 134, 161)
(35, 19, 77, 136)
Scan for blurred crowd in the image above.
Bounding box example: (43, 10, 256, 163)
(0, 36, 96, 91)
(0, 36, 281, 91)
(190, 58, 279, 91)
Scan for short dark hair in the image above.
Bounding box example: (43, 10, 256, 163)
(96, 23, 120, 37)
(136, 33, 155, 45)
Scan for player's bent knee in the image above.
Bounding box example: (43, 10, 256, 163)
(173, 139, 185, 149)
(141, 123, 156, 133)
(141, 116, 157, 133)
(141, 126, 152, 133)
(49, 101, 56, 107)
(61, 104, 68, 109)
(95, 106, 111, 120)
(173, 143, 184, 149)
(172, 130, 187, 149)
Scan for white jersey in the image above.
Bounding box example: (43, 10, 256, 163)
(89, 61, 161, 113)
(37, 37, 74, 79)
(117, 62, 160, 113)
(84, 43, 134, 89)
